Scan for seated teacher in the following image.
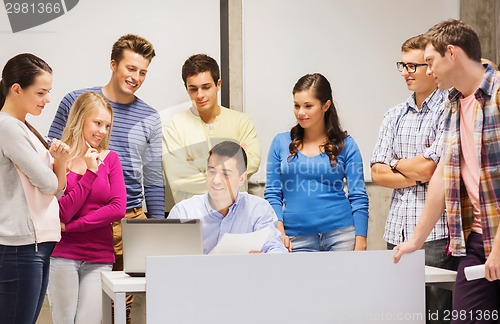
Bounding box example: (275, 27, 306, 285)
(169, 141, 286, 254)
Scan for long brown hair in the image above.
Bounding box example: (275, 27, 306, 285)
(0, 53, 52, 149)
(288, 73, 347, 167)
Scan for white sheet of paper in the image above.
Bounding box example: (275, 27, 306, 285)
(464, 264, 485, 281)
(209, 227, 272, 254)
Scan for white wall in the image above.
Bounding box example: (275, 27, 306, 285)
(242, 0, 460, 181)
(0, 0, 220, 135)
(1, 0, 460, 182)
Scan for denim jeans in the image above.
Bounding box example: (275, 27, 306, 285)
(48, 257, 113, 324)
(290, 225, 355, 252)
(388, 238, 459, 324)
(0, 242, 56, 324)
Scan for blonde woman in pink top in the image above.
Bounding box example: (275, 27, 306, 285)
(47, 92, 127, 324)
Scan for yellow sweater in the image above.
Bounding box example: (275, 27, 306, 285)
(163, 106, 261, 204)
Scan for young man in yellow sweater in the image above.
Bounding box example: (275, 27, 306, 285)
(163, 54, 261, 204)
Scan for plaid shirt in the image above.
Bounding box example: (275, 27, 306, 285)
(371, 89, 448, 245)
(443, 65, 500, 257)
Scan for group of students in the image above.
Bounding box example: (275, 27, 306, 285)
(0, 18, 498, 324)
(380, 20, 500, 323)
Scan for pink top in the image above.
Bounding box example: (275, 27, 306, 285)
(15, 127, 61, 244)
(52, 151, 126, 262)
(459, 94, 482, 234)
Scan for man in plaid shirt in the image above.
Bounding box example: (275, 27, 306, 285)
(371, 34, 458, 323)
(394, 20, 500, 321)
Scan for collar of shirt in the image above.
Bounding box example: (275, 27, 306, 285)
(448, 65, 497, 110)
(203, 192, 242, 219)
(406, 89, 444, 114)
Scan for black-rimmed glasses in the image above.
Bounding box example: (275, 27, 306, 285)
(396, 62, 428, 73)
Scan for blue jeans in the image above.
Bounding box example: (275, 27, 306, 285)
(0, 242, 56, 324)
(290, 226, 355, 252)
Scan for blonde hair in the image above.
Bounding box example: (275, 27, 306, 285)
(61, 92, 113, 161)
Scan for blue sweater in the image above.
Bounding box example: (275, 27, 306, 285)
(48, 87, 165, 218)
(264, 132, 368, 236)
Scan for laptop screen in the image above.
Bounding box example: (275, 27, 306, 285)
(121, 218, 203, 276)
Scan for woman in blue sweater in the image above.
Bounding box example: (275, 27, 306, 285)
(265, 73, 368, 252)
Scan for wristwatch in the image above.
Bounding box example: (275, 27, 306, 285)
(389, 159, 400, 171)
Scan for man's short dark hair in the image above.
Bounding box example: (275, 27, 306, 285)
(424, 19, 481, 62)
(208, 141, 247, 174)
(182, 54, 220, 87)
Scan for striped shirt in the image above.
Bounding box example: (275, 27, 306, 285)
(48, 87, 165, 218)
(443, 65, 500, 257)
(371, 89, 448, 245)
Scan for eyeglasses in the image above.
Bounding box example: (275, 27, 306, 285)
(396, 62, 428, 73)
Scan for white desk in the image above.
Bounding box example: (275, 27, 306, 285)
(101, 265, 457, 324)
(101, 271, 145, 324)
(425, 265, 457, 291)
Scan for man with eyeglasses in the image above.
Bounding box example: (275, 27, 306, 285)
(371, 34, 458, 324)
(395, 19, 500, 322)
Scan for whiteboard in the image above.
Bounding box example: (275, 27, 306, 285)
(147, 250, 425, 323)
(242, 0, 459, 181)
(0, 0, 220, 135)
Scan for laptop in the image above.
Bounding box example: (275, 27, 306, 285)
(121, 218, 203, 276)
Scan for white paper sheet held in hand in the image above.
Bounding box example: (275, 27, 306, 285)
(464, 264, 485, 281)
(209, 227, 271, 254)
